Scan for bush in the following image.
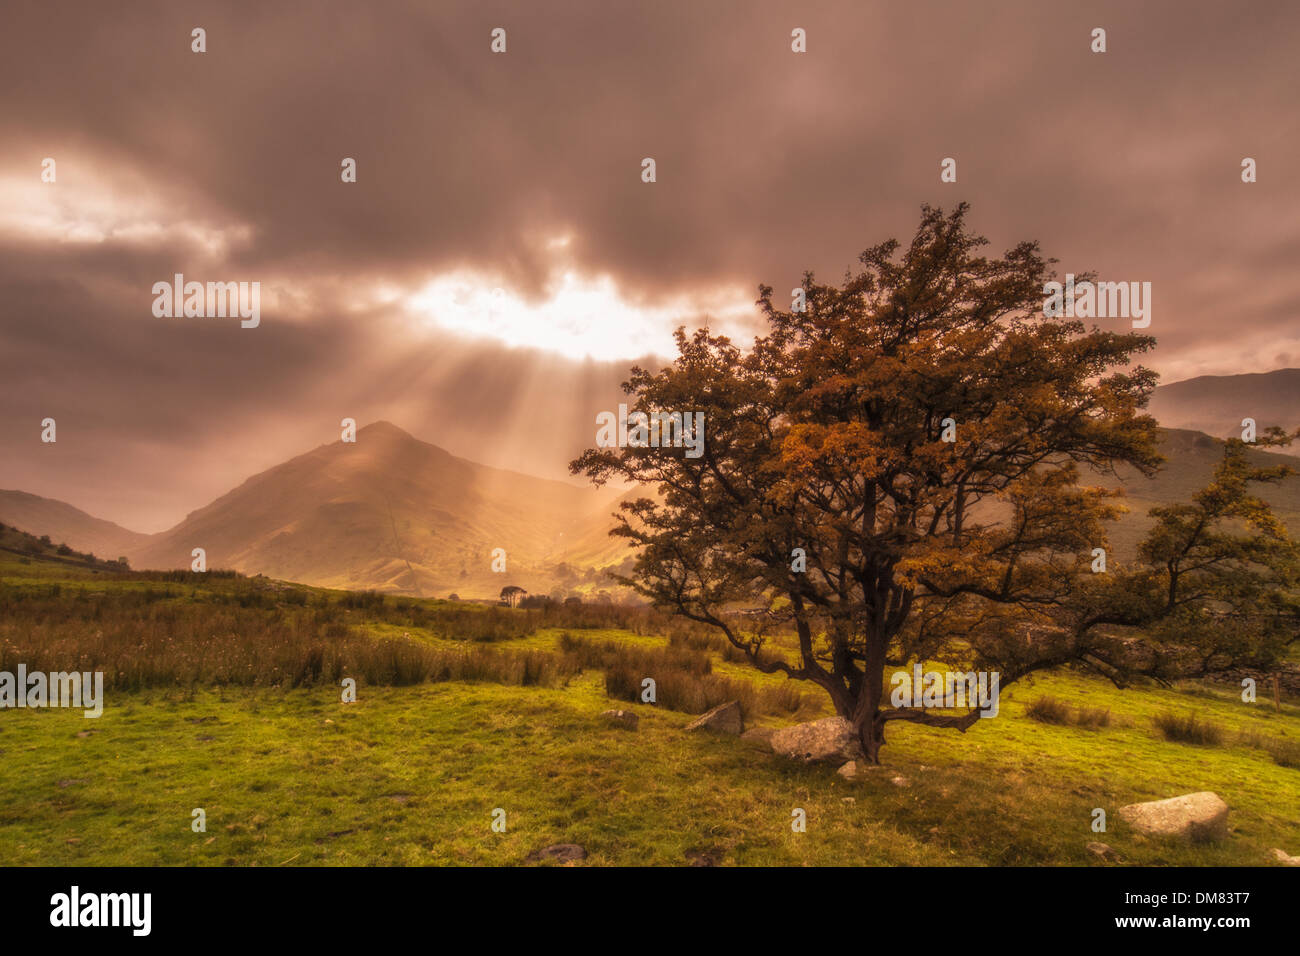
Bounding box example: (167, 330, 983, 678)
(1264, 737, 1300, 769)
(1153, 712, 1224, 746)
(560, 633, 818, 721)
(1074, 706, 1111, 729)
(1024, 696, 1111, 729)
(1026, 696, 1071, 725)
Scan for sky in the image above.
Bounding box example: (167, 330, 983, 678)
(1, 0, 1298, 531)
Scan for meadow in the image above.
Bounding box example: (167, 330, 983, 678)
(0, 538, 1296, 866)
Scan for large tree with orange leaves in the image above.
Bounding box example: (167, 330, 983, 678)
(572, 204, 1299, 762)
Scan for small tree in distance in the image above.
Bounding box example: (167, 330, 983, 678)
(499, 585, 527, 608)
(572, 203, 1300, 763)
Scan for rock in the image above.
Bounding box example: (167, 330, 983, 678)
(686, 847, 724, 867)
(1272, 848, 1300, 866)
(1087, 841, 1119, 861)
(600, 709, 638, 730)
(685, 700, 744, 735)
(1117, 792, 1229, 843)
(836, 760, 860, 780)
(841, 797, 856, 805)
(528, 843, 586, 863)
(891, 776, 910, 788)
(770, 717, 864, 764)
(740, 726, 776, 745)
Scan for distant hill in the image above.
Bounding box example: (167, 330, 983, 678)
(0, 490, 147, 560)
(1086, 427, 1300, 558)
(0, 520, 131, 571)
(120, 421, 632, 598)
(4, 413, 1299, 596)
(1149, 368, 1300, 445)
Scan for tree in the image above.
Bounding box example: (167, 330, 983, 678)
(572, 203, 1300, 763)
(499, 585, 527, 608)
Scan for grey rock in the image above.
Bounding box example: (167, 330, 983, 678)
(1117, 792, 1229, 843)
(685, 700, 744, 734)
(528, 843, 586, 863)
(770, 717, 864, 763)
(600, 709, 638, 730)
(1087, 841, 1119, 861)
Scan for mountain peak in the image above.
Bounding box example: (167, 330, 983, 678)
(356, 420, 415, 439)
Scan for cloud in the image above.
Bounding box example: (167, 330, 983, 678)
(1, 0, 1297, 528)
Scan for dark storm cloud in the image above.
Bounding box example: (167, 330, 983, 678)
(0, 244, 636, 530)
(1, 0, 1297, 528)
(3, 0, 1295, 295)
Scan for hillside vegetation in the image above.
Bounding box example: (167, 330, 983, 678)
(1, 546, 1295, 866)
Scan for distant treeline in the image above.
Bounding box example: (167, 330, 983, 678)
(0, 555, 819, 721)
(0, 522, 130, 570)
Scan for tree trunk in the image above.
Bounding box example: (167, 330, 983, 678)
(849, 637, 890, 764)
(856, 713, 885, 764)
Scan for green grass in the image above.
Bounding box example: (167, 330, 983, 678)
(1, 666, 1296, 866)
(1, 548, 1297, 866)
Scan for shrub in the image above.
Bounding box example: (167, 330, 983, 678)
(1153, 712, 1224, 746)
(559, 633, 818, 721)
(1264, 737, 1300, 769)
(1074, 706, 1111, 729)
(1026, 696, 1071, 725)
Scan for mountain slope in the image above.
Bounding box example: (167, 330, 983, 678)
(6, 414, 1300, 597)
(1149, 368, 1300, 443)
(0, 489, 148, 560)
(1086, 427, 1300, 557)
(122, 421, 628, 597)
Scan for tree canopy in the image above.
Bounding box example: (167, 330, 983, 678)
(572, 203, 1300, 762)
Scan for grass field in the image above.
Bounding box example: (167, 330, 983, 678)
(1, 542, 1297, 866)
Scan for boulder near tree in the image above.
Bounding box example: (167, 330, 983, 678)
(573, 203, 1300, 763)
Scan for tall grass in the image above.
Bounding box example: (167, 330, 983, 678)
(1153, 711, 1225, 746)
(0, 588, 580, 690)
(558, 633, 818, 722)
(1025, 696, 1110, 729)
(1236, 729, 1300, 768)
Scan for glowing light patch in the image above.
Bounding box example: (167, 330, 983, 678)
(404, 270, 752, 361)
(0, 170, 250, 256)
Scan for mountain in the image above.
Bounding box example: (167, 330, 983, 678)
(1149, 368, 1300, 444)
(0, 490, 147, 560)
(119, 421, 631, 597)
(5, 408, 1300, 597)
(1086, 427, 1300, 557)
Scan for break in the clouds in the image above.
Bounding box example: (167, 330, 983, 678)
(1, 0, 1298, 529)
